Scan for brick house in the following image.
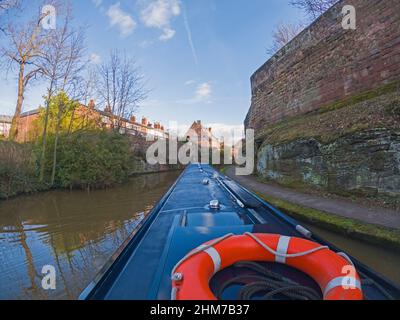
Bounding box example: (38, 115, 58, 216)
(0, 115, 12, 138)
(14, 100, 168, 142)
(185, 120, 220, 150)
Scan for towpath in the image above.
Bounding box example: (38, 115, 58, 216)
(225, 166, 400, 230)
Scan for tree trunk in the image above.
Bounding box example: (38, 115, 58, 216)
(39, 89, 53, 183)
(67, 107, 76, 134)
(9, 63, 25, 141)
(50, 102, 63, 186)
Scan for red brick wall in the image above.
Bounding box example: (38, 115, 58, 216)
(17, 113, 40, 142)
(245, 0, 400, 134)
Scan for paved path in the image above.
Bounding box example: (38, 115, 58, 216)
(225, 166, 400, 230)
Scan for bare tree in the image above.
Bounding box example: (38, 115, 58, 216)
(67, 66, 97, 133)
(38, 4, 86, 184)
(0, 0, 21, 34)
(267, 22, 304, 56)
(0, 0, 19, 11)
(290, 0, 339, 19)
(96, 50, 148, 130)
(1, 4, 49, 140)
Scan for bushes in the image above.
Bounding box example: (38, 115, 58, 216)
(0, 141, 42, 199)
(45, 130, 133, 189)
(1, 130, 147, 198)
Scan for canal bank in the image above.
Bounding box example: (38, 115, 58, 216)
(0, 170, 181, 299)
(223, 166, 400, 284)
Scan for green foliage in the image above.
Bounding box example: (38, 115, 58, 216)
(43, 131, 134, 189)
(0, 141, 44, 199)
(31, 92, 99, 138)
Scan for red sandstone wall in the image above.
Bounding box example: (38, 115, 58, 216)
(245, 0, 400, 134)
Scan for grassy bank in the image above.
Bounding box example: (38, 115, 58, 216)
(257, 83, 400, 146)
(255, 192, 400, 251)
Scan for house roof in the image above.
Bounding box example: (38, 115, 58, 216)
(20, 109, 40, 117)
(0, 115, 13, 122)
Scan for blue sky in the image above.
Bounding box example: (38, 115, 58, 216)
(0, 0, 304, 137)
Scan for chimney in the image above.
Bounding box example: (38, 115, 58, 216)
(141, 117, 148, 126)
(104, 105, 111, 113)
(130, 116, 136, 123)
(88, 99, 95, 109)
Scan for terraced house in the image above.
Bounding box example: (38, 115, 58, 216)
(12, 99, 168, 142)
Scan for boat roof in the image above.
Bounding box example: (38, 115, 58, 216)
(81, 164, 400, 300)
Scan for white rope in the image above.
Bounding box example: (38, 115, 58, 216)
(244, 232, 330, 260)
(170, 233, 235, 278)
(337, 252, 355, 266)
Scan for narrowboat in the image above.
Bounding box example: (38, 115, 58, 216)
(80, 164, 400, 300)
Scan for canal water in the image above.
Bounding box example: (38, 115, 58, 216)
(0, 171, 181, 300)
(303, 223, 400, 286)
(0, 170, 399, 299)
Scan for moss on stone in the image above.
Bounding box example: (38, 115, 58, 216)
(385, 98, 400, 119)
(319, 81, 400, 114)
(257, 88, 400, 147)
(255, 192, 400, 251)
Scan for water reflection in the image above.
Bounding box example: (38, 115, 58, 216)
(0, 171, 181, 300)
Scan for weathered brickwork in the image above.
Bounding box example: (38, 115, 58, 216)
(245, 0, 400, 134)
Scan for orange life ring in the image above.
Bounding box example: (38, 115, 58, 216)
(171, 233, 363, 300)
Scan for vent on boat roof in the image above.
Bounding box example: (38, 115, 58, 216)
(209, 200, 220, 210)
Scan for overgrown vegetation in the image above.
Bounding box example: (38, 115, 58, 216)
(256, 192, 400, 251)
(0, 130, 137, 198)
(0, 141, 43, 199)
(257, 83, 400, 146)
(41, 131, 133, 190)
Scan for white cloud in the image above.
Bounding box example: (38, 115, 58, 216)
(89, 53, 102, 65)
(159, 28, 176, 41)
(206, 123, 245, 144)
(141, 0, 181, 41)
(107, 3, 136, 37)
(138, 40, 154, 48)
(184, 80, 196, 86)
(195, 82, 212, 101)
(92, 0, 102, 7)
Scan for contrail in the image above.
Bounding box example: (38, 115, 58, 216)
(182, 1, 199, 67)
